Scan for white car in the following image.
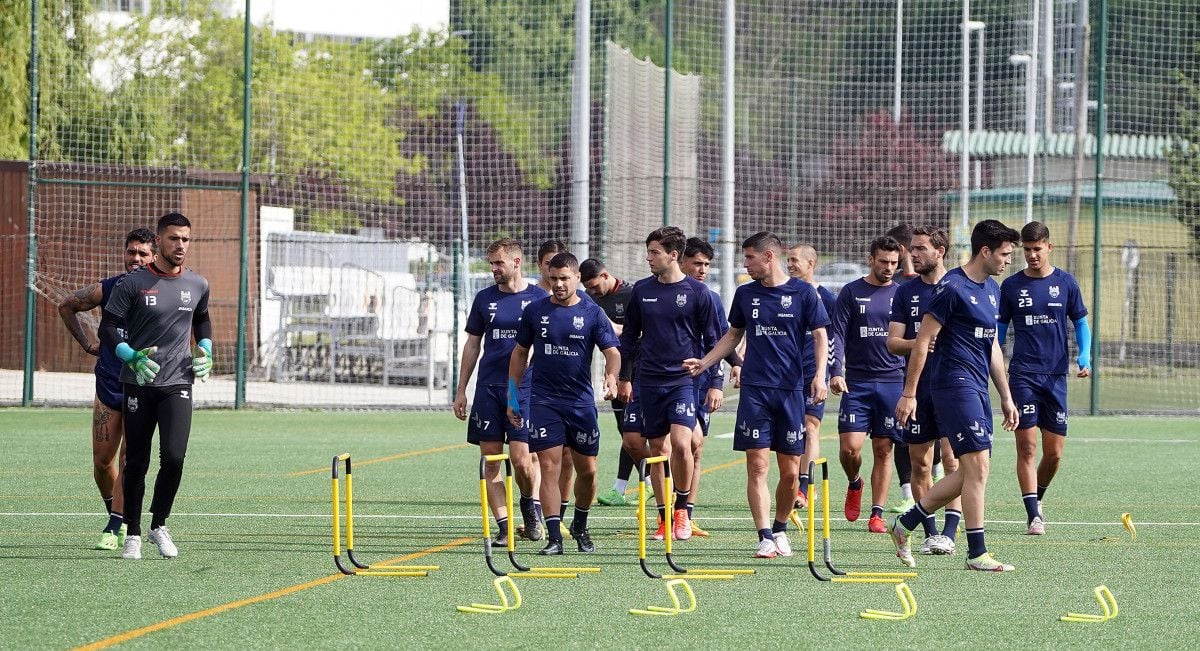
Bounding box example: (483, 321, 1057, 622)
(815, 261, 870, 295)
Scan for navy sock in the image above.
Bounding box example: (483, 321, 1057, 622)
(1022, 493, 1040, 523)
(657, 505, 667, 523)
(848, 476, 863, 490)
(546, 516, 563, 543)
(758, 527, 774, 541)
(495, 516, 508, 537)
(560, 501, 570, 518)
(966, 527, 987, 558)
(686, 502, 695, 518)
(899, 502, 930, 531)
(870, 505, 884, 519)
(532, 499, 543, 521)
(798, 474, 810, 496)
(103, 496, 114, 516)
(942, 509, 962, 540)
(572, 507, 589, 532)
(922, 512, 938, 537)
(1036, 483, 1048, 502)
(105, 512, 123, 533)
(771, 519, 788, 534)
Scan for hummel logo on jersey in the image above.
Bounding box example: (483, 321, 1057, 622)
(181, 390, 189, 399)
(911, 295, 920, 303)
(541, 316, 550, 324)
(181, 290, 191, 304)
(969, 295, 978, 304)
(781, 295, 792, 308)
(752, 298, 760, 306)
(1049, 285, 1061, 298)
(642, 298, 658, 303)
(676, 294, 687, 307)
(572, 316, 585, 330)
(1020, 289, 1029, 297)
(488, 302, 498, 310)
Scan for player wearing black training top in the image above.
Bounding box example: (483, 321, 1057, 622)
(100, 213, 212, 560)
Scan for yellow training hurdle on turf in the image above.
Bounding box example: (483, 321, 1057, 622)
(635, 456, 754, 581)
(457, 576, 522, 614)
(860, 582, 918, 620)
(331, 453, 439, 577)
(1060, 586, 1119, 623)
(629, 579, 698, 617)
(805, 458, 916, 582)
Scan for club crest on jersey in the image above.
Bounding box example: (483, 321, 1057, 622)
(521, 300, 531, 309)
(615, 302, 625, 315)
(989, 294, 997, 307)
(781, 295, 793, 308)
(572, 316, 585, 330)
(676, 293, 687, 307)
(1049, 285, 1061, 298)
(180, 290, 192, 304)
(127, 396, 138, 413)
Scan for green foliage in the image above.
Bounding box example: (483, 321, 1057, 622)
(0, 0, 29, 159)
(1167, 59, 1200, 262)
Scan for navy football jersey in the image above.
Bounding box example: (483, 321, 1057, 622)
(619, 275, 722, 387)
(924, 271, 1001, 392)
(465, 283, 548, 386)
(516, 296, 619, 404)
(832, 278, 905, 382)
(999, 268, 1088, 375)
(728, 277, 830, 390)
(97, 273, 130, 382)
(801, 284, 839, 384)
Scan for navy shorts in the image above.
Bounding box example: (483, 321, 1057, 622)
(1010, 372, 1069, 435)
(804, 392, 826, 421)
(467, 383, 530, 445)
(527, 401, 601, 456)
(694, 383, 713, 436)
(838, 380, 904, 441)
(621, 395, 643, 434)
(95, 371, 123, 412)
(631, 384, 697, 439)
(903, 389, 941, 445)
(733, 385, 808, 455)
(934, 384, 993, 457)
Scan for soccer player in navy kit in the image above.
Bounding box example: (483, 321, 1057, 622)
(830, 236, 906, 534)
(998, 222, 1091, 535)
(99, 213, 212, 560)
(892, 219, 1021, 572)
(685, 232, 829, 558)
(680, 237, 741, 537)
(785, 243, 840, 510)
(508, 253, 620, 554)
(581, 258, 645, 508)
(453, 238, 548, 545)
(618, 226, 723, 542)
(886, 226, 961, 555)
(59, 228, 156, 550)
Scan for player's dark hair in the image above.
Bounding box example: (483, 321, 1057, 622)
(537, 238, 569, 263)
(742, 231, 784, 254)
(486, 238, 523, 257)
(869, 235, 903, 257)
(684, 237, 715, 260)
(548, 251, 579, 272)
(1021, 221, 1051, 243)
(125, 227, 157, 252)
(646, 226, 686, 256)
(579, 258, 606, 283)
(157, 212, 190, 233)
(885, 223, 914, 249)
(971, 219, 1021, 255)
(912, 226, 948, 252)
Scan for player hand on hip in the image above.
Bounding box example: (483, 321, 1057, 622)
(191, 338, 213, 382)
(115, 343, 159, 386)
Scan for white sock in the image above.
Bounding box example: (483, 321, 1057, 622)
(901, 483, 913, 500)
(613, 478, 628, 494)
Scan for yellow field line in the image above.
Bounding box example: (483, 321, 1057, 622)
(289, 443, 471, 477)
(73, 537, 474, 651)
(700, 457, 746, 475)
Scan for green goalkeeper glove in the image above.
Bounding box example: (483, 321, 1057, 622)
(115, 343, 160, 386)
(192, 338, 213, 382)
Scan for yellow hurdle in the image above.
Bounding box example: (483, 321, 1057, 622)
(331, 453, 436, 577)
(629, 579, 697, 617)
(1060, 586, 1119, 623)
(860, 582, 918, 621)
(457, 576, 522, 614)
